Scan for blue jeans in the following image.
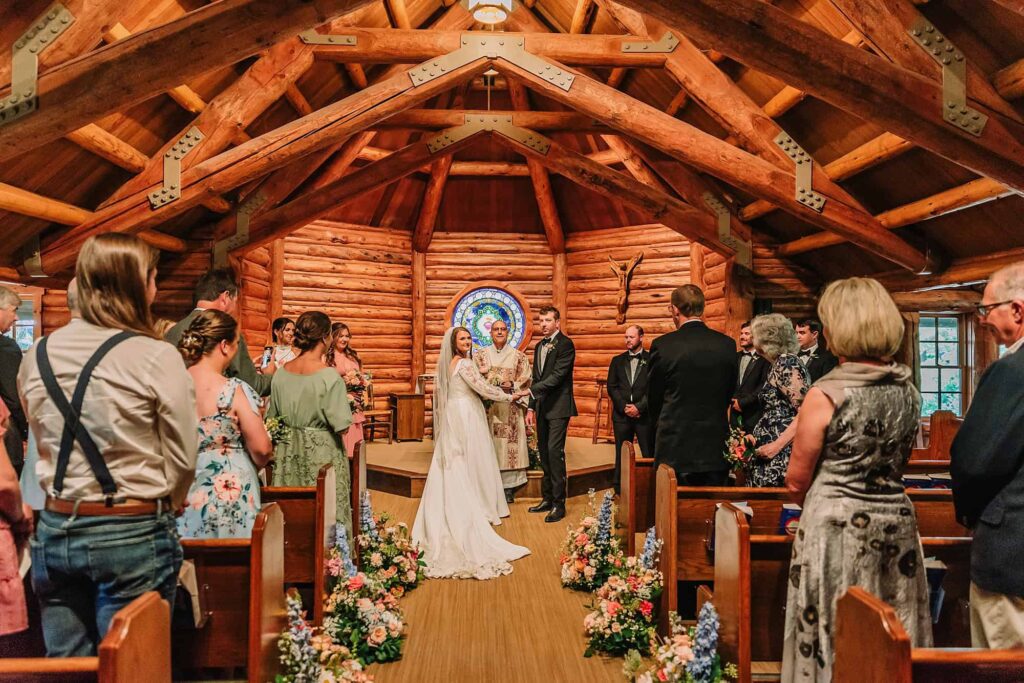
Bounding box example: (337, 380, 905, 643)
(30, 510, 182, 657)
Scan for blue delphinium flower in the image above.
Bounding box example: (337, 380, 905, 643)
(595, 491, 613, 546)
(282, 591, 320, 682)
(360, 490, 380, 542)
(639, 526, 659, 570)
(687, 602, 721, 682)
(334, 523, 358, 578)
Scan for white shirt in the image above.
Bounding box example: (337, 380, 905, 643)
(18, 318, 198, 507)
(1006, 337, 1024, 356)
(538, 330, 560, 370)
(628, 350, 642, 383)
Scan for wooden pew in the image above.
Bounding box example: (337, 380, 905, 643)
(714, 503, 972, 683)
(618, 441, 655, 555)
(0, 592, 170, 682)
(906, 410, 962, 476)
(835, 587, 1024, 683)
(173, 503, 285, 683)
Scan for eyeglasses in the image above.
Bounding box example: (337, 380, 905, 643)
(976, 300, 1015, 317)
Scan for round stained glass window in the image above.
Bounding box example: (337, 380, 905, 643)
(451, 286, 528, 350)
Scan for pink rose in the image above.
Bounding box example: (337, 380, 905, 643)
(606, 601, 621, 617)
(212, 473, 241, 503)
(347, 574, 365, 592)
(367, 626, 387, 646)
(639, 600, 653, 618)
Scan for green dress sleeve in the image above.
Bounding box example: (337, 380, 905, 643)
(323, 374, 353, 434)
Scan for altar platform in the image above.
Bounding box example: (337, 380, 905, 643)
(366, 437, 616, 499)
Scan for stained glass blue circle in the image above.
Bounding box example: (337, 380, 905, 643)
(451, 287, 527, 350)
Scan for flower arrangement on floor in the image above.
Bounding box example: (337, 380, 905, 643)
(583, 527, 663, 658)
(356, 492, 426, 597)
(322, 524, 407, 665)
(560, 490, 625, 591)
(276, 589, 373, 683)
(624, 604, 737, 683)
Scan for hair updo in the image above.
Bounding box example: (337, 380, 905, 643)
(293, 311, 333, 352)
(178, 309, 238, 367)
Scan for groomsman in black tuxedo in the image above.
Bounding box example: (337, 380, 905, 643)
(606, 325, 653, 494)
(526, 305, 577, 523)
(648, 285, 738, 485)
(732, 320, 769, 432)
(795, 318, 838, 382)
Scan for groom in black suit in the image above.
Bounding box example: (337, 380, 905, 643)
(648, 285, 738, 485)
(527, 305, 577, 523)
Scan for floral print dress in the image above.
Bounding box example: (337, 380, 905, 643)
(177, 378, 262, 539)
(749, 353, 811, 487)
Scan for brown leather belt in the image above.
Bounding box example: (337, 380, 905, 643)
(44, 496, 170, 517)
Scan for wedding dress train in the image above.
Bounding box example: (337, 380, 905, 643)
(412, 333, 530, 580)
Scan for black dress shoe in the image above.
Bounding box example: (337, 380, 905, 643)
(544, 505, 566, 523)
(504, 489, 515, 504)
(528, 500, 553, 513)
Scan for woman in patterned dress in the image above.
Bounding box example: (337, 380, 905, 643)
(176, 310, 273, 539)
(781, 278, 931, 682)
(748, 313, 811, 487)
(328, 322, 366, 460)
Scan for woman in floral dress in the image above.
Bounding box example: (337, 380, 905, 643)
(748, 314, 811, 487)
(328, 322, 366, 459)
(176, 310, 273, 538)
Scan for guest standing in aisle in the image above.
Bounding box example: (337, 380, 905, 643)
(606, 324, 653, 494)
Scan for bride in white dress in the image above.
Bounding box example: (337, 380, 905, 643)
(412, 326, 532, 579)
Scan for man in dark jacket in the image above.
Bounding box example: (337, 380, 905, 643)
(526, 305, 576, 522)
(0, 286, 27, 474)
(648, 285, 738, 485)
(606, 325, 653, 493)
(951, 261, 1024, 648)
(732, 319, 769, 432)
(796, 318, 838, 383)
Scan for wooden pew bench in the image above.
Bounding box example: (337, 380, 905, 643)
(618, 441, 655, 555)
(905, 410, 961, 477)
(173, 503, 285, 683)
(835, 586, 1024, 682)
(0, 592, 170, 683)
(713, 503, 972, 683)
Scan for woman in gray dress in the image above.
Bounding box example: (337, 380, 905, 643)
(782, 278, 931, 682)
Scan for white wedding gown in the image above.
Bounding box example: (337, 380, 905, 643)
(412, 357, 531, 579)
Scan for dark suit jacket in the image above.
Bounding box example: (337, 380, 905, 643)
(607, 350, 651, 423)
(528, 332, 577, 420)
(165, 309, 273, 396)
(951, 348, 1024, 598)
(733, 352, 769, 431)
(648, 321, 738, 473)
(0, 335, 27, 470)
(804, 347, 839, 383)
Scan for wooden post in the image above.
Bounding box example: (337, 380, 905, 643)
(268, 239, 285, 339)
(552, 252, 568, 330)
(690, 243, 705, 289)
(723, 257, 753, 342)
(411, 249, 426, 390)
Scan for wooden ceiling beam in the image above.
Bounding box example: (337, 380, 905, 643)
(496, 62, 932, 272)
(379, 109, 607, 131)
(761, 30, 864, 118)
(611, 0, 1024, 193)
(876, 246, 1024, 292)
(570, 0, 597, 34)
(0, 0, 376, 162)
(411, 88, 463, 252)
(64, 124, 149, 173)
(383, 0, 413, 29)
(311, 28, 669, 67)
(284, 84, 314, 117)
(777, 177, 1014, 257)
(993, 57, 1024, 101)
(890, 289, 981, 313)
(37, 51, 491, 274)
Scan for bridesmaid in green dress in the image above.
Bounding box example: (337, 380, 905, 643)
(267, 311, 354, 532)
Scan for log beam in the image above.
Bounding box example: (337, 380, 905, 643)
(876, 247, 1024, 292)
(0, 0, 375, 161)
(994, 57, 1024, 101)
(64, 124, 149, 173)
(379, 109, 607, 131)
(760, 30, 864, 118)
(411, 154, 453, 252)
(610, 0, 1024, 192)
(411, 249, 426, 388)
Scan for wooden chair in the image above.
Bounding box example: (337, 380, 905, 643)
(0, 592, 171, 683)
(591, 378, 615, 444)
(362, 381, 393, 444)
(173, 503, 286, 683)
(835, 587, 1024, 683)
(618, 440, 655, 555)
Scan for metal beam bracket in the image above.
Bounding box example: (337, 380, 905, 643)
(299, 30, 356, 46)
(148, 127, 204, 209)
(773, 132, 826, 213)
(426, 114, 551, 155)
(408, 34, 575, 92)
(702, 192, 751, 268)
(22, 236, 46, 278)
(212, 190, 268, 266)
(907, 17, 987, 137)
(622, 31, 679, 54)
(0, 3, 75, 127)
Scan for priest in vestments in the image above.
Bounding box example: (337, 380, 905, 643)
(475, 319, 532, 504)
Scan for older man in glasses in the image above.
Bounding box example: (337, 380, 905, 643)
(951, 261, 1024, 649)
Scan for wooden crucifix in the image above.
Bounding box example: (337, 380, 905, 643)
(609, 252, 644, 324)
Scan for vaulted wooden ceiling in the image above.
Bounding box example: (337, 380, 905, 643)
(1, 0, 1022, 296)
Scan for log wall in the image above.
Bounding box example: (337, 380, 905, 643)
(751, 245, 821, 321)
(280, 221, 413, 399)
(240, 244, 273, 350)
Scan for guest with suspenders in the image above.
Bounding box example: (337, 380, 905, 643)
(17, 234, 198, 656)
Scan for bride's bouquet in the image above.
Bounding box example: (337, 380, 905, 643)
(355, 492, 426, 596)
(276, 589, 373, 683)
(559, 490, 624, 592)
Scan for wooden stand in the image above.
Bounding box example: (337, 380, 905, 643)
(591, 379, 615, 444)
(390, 392, 425, 441)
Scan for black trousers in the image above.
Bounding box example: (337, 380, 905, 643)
(611, 417, 654, 490)
(537, 416, 569, 505)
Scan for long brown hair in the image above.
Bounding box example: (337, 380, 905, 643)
(326, 322, 360, 367)
(450, 326, 472, 359)
(177, 310, 238, 367)
(76, 234, 159, 338)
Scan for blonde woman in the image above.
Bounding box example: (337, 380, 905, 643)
(781, 278, 930, 682)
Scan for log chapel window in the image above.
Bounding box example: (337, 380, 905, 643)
(918, 315, 964, 417)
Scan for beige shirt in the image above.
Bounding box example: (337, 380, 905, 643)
(18, 318, 198, 507)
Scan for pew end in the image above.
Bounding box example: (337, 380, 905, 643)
(0, 592, 171, 683)
(714, 502, 752, 683)
(620, 441, 655, 555)
(655, 464, 679, 636)
(696, 584, 713, 615)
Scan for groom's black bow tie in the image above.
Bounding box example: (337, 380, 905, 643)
(798, 349, 812, 358)
(541, 337, 556, 346)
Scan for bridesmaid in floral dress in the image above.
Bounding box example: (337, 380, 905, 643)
(176, 310, 273, 538)
(328, 322, 366, 459)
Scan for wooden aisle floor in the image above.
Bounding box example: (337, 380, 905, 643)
(366, 491, 625, 683)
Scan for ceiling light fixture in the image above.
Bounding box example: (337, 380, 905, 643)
(465, 0, 513, 25)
